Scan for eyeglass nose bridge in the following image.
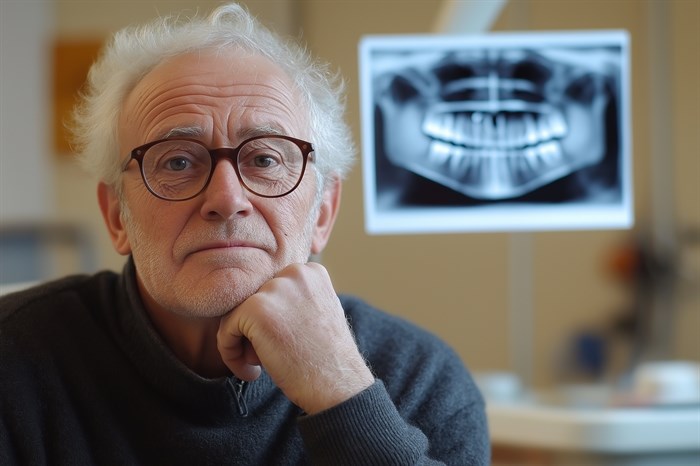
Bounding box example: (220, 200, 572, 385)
(204, 147, 249, 191)
(209, 147, 242, 165)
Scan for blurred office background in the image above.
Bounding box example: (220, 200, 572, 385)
(1, 0, 698, 463)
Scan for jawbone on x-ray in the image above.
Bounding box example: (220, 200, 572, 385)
(376, 48, 617, 200)
(359, 31, 632, 234)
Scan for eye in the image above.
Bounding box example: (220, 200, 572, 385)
(240, 148, 283, 170)
(166, 156, 192, 171)
(253, 155, 277, 168)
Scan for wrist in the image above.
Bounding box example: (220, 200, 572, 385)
(303, 367, 375, 415)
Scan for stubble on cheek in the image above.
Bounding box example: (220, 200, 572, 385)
(126, 220, 266, 317)
(119, 181, 322, 318)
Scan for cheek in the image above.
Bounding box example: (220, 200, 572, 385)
(124, 191, 189, 251)
(274, 203, 304, 238)
(265, 191, 317, 244)
(125, 193, 155, 229)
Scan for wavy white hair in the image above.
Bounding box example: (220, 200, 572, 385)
(71, 3, 355, 193)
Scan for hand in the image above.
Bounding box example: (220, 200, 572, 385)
(217, 262, 375, 414)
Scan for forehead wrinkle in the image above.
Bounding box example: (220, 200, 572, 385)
(224, 82, 306, 141)
(126, 70, 225, 128)
(139, 96, 211, 136)
(136, 88, 214, 129)
(125, 75, 188, 128)
(124, 58, 308, 146)
(248, 78, 302, 111)
(131, 80, 298, 135)
(236, 81, 308, 137)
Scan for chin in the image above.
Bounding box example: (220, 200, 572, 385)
(166, 270, 266, 319)
(167, 290, 247, 319)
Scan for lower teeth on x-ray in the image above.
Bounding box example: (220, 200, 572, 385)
(374, 47, 620, 202)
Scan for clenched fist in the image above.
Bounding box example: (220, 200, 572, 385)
(217, 262, 375, 414)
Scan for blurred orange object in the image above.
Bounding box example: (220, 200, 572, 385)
(606, 242, 642, 283)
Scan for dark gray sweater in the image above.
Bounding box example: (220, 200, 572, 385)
(0, 262, 489, 465)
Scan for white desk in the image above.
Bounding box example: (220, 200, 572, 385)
(487, 395, 700, 466)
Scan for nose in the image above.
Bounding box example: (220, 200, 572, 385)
(199, 160, 254, 220)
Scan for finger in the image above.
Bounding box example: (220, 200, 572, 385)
(217, 319, 262, 381)
(243, 338, 262, 366)
(229, 361, 262, 382)
(219, 339, 262, 381)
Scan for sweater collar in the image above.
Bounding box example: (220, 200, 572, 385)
(113, 257, 276, 420)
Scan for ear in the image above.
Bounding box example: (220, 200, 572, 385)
(310, 177, 341, 255)
(97, 182, 132, 255)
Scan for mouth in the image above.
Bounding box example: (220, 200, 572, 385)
(183, 240, 268, 262)
(192, 240, 262, 253)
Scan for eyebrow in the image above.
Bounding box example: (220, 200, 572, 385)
(159, 126, 205, 140)
(158, 124, 287, 143)
(236, 124, 285, 140)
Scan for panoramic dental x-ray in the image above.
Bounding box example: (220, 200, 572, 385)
(360, 31, 631, 234)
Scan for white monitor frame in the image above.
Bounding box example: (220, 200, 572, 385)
(359, 31, 632, 234)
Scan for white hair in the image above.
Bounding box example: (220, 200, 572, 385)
(71, 3, 355, 192)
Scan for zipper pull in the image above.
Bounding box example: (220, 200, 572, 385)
(230, 378, 249, 418)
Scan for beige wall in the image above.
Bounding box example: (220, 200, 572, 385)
(47, 0, 699, 388)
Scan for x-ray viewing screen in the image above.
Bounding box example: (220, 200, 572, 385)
(359, 31, 632, 234)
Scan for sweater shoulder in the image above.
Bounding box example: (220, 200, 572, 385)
(338, 294, 474, 390)
(0, 271, 119, 328)
(339, 294, 455, 357)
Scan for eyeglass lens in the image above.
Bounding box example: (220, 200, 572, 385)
(140, 138, 306, 199)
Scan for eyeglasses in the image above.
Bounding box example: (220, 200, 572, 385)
(122, 135, 315, 201)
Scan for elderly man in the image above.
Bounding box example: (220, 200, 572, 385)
(0, 3, 488, 464)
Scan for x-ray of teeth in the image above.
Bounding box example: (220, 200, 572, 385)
(359, 31, 632, 234)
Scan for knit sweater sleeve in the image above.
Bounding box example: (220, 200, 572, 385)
(296, 295, 490, 465)
(298, 381, 441, 465)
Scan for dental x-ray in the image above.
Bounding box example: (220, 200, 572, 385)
(359, 31, 632, 234)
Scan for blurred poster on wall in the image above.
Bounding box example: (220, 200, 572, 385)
(359, 31, 632, 234)
(53, 39, 103, 155)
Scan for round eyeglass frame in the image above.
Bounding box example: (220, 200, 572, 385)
(122, 135, 315, 201)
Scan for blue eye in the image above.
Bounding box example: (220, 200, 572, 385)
(253, 155, 276, 168)
(166, 157, 191, 171)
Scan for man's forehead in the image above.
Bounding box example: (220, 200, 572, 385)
(123, 48, 300, 110)
(119, 48, 310, 147)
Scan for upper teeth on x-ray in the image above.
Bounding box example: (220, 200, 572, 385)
(375, 47, 620, 200)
